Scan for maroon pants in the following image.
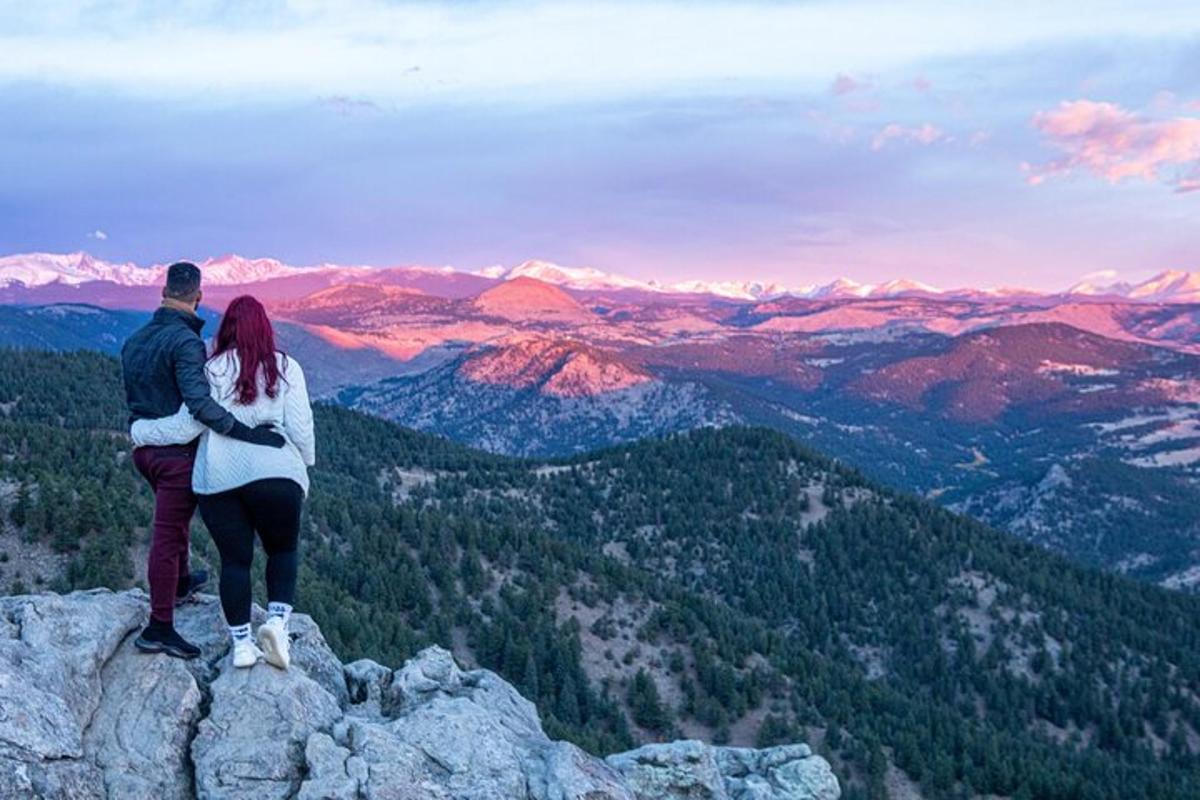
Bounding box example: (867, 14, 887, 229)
(133, 444, 197, 624)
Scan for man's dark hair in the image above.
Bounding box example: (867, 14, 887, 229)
(164, 262, 202, 300)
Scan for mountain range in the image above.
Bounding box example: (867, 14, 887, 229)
(1, 252, 1198, 591)
(4, 251, 1200, 302)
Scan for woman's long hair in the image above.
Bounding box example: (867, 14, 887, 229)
(211, 295, 284, 405)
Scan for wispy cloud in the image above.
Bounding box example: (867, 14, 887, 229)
(87, 229, 107, 241)
(871, 123, 945, 150)
(1026, 99, 1200, 192)
(968, 130, 991, 146)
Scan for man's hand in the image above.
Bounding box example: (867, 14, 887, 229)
(228, 421, 286, 448)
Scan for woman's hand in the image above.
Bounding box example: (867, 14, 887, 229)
(227, 421, 286, 448)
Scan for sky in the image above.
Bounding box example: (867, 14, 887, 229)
(0, 0, 1198, 290)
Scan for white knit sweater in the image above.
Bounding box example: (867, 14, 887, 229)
(131, 351, 316, 495)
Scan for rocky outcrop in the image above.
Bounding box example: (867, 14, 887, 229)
(607, 741, 842, 800)
(0, 589, 839, 799)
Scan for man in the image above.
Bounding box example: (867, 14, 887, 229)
(122, 262, 285, 658)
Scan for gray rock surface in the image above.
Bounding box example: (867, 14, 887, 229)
(0, 589, 840, 799)
(83, 640, 202, 800)
(607, 741, 841, 800)
(0, 589, 145, 798)
(192, 658, 343, 799)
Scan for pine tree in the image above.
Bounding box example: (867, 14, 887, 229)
(10, 479, 30, 528)
(628, 669, 671, 735)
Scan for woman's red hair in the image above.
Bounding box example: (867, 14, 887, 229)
(211, 295, 284, 405)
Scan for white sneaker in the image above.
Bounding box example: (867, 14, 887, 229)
(257, 616, 291, 670)
(232, 637, 262, 668)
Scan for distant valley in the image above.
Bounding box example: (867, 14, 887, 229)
(2, 251, 1199, 589)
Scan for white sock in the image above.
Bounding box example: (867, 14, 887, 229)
(267, 601, 292, 627)
(229, 623, 252, 644)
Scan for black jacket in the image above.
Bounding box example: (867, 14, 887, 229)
(121, 306, 236, 435)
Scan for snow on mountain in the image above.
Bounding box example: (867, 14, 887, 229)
(1066, 278, 1136, 297)
(195, 254, 304, 284)
(806, 277, 874, 299)
(0, 252, 432, 292)
(490, 265, 943, 302)
(668, 279, 794, 300)
(0, 252, 159, 287)
(1126, 270, 1200, 303)
(869, 278, 943, 297)
(2, 252, 1197, 304)
(482, 260, 796, 300)
(1066, 269, 1200, 302)
(503, 259, 653, 291)
(474, 265, 509, 279)
(0, 252, 346, 289)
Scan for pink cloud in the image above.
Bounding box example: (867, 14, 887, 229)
(831, 73, 870, 95)
(912, 75, 932, 93)
(871, 123, 945, 151)
(1028, 99, 1200, 192)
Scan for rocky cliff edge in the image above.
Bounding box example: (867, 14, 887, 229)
(0, 589, 840, 800)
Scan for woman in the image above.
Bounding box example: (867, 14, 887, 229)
(132, 295, 316, 670)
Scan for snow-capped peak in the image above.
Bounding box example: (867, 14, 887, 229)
(197, 254, 298, 285)
(1065, 269, 1200, 302)
(473, 265, 508, 280)
(667, 279, 793, 300)
(870, 278, 942, 297)
(1066, 278, 1135, 297)
(1, 251, 1196, 304)
(502, 260, 653, 292)
(1126, 270, 1200, 302)
(0, 252, 326, 289)
(806, 277, 873, 299)
(0, 252, 159, 287)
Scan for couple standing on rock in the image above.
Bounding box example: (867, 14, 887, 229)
(121, 261, 316, 670)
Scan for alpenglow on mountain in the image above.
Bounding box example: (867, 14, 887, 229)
(4, 251, 1200, 302)
(5, 247, 1199, 593)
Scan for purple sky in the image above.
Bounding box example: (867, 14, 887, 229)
(0, 1, 1198, 290)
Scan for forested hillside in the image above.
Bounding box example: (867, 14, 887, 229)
(1, 349, 1198, 800)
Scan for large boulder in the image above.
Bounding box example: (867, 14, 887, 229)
(305, 646, 634, 800)
(0, 590, 840, 800)
(715, 745, 841, 800)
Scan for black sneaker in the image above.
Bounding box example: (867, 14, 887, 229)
(175, 569, 209, 606)
(135, 622, 201, 660)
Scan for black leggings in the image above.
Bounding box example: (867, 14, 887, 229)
(197, 478, 304, 627)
